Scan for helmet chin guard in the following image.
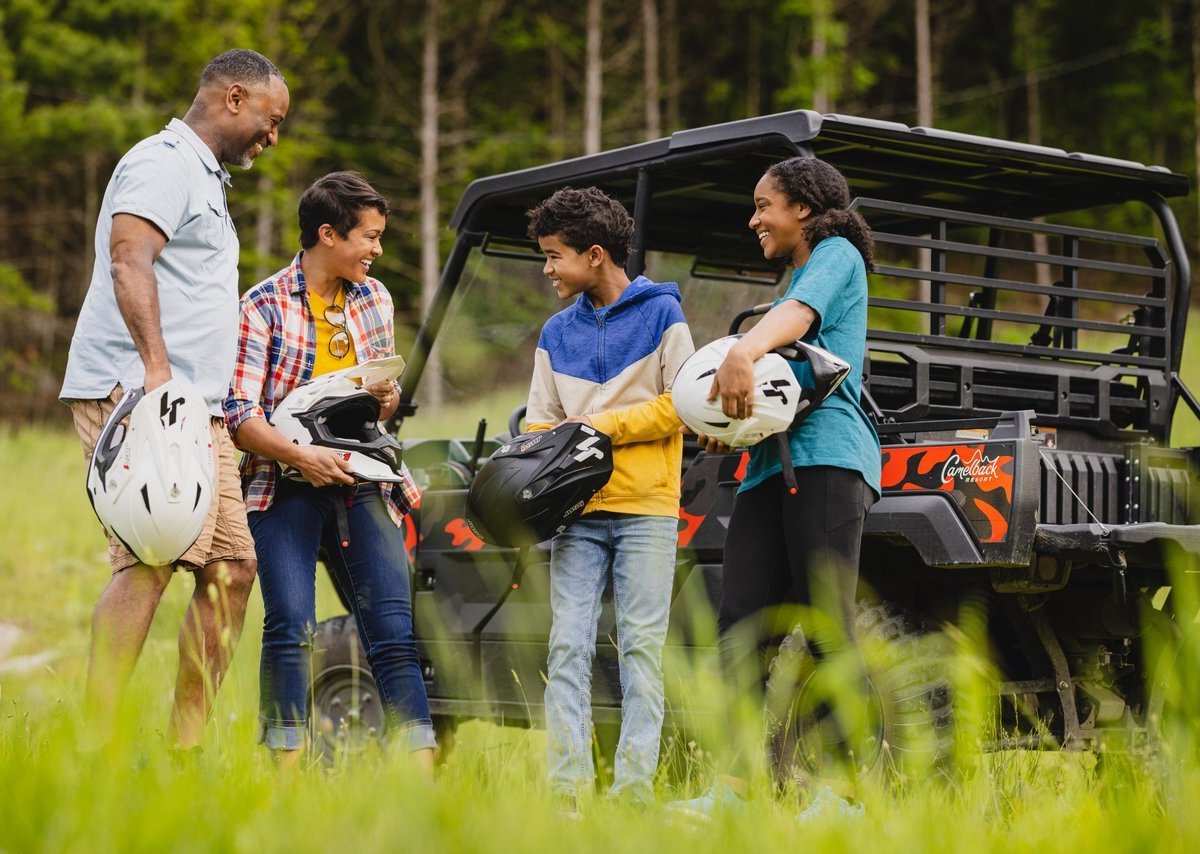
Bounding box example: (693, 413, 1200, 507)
(672, 335, 851, 448)
(271, 375, 405, 482)
(86, 379, 216, 566)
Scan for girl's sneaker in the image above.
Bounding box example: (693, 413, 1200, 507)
(795, 785, 864, 823)
(665, 780, 745, 819)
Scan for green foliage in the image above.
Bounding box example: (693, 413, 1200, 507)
(0, 262, 50, 314)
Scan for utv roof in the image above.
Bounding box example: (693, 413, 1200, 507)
(449, 110, 1189, 264)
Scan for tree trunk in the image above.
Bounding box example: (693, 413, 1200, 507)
(83, 151, 99, 305)
(643, 0, 661, 139)
(664, 0, 681, 131)
(915, 0, 933, 309)
(747, 1, 761, 117)
(915, 0, 932, 126)
(812, 0, 829, 113)
(547, 18, 567, 145)
(254, 174, 275, 285)
(1018, 2, 1051, 286)
(421, 0, 443, 411)
(253, 4, 280, 286)
(585, 0, 603, 154)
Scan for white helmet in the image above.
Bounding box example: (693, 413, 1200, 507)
(86, 379, 215, 566)
(270, 375, 405, 482)
(672, 335, 851, 447)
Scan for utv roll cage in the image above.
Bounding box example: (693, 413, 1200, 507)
(396, 110, 1196, 444)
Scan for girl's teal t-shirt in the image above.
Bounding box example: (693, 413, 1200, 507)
(740, 236, 882, 496)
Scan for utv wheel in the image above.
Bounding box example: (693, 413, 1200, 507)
(309, 615, 384, 760)
(766, 600, 954, 785)
(1142, 599, 1197, 751)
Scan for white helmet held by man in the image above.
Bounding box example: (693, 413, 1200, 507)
(270, 374, 406, 482)
(672, 335, 851, 447)
(86, 379, 215, 567)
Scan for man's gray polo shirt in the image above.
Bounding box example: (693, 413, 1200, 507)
(61, 118, 240, 416)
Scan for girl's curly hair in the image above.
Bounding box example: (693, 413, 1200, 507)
(764, 157, 874, 272)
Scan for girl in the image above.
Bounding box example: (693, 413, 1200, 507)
(675, 156, 880, 816)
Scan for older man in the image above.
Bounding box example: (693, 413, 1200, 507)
(60, 49, 289, 751)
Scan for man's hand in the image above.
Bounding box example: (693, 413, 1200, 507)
(143, 365, 173, 392)
(560, 415, 594, 428)
(291, 444, 355, 487)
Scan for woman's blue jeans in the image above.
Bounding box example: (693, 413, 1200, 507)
(249, 480, 435, 751)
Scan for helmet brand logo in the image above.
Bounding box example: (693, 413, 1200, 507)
(760, 379, 792, 406)
(160, 394, 185, 427)
(572, 436, 604, 462)
(515, 435, 544, 453)
(564, 499, 587, 516)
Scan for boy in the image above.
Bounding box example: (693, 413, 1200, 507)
(525, 186, 694, 804)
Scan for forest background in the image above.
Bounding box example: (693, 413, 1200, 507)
(2, 0, 1200, 423)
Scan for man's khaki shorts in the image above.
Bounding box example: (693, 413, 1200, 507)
(68, 385, 257, 574)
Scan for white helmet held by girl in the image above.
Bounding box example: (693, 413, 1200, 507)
(672, 335, 851, 447)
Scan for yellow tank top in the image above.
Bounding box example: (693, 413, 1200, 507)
(308, 286, 358, 378)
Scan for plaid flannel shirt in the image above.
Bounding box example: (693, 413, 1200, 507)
(223, 252, 420, 526)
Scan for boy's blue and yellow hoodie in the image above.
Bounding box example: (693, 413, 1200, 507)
(526, 276, 695, 518)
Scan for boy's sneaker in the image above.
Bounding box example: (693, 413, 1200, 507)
(555, 794, 582, 821)
(795, 785, 864, 823)
(666, 780, 745, 819)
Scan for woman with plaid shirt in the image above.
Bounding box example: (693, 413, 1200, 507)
(224, 172, 434, 768)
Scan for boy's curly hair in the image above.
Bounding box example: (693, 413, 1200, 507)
(526, 186, 634, 266)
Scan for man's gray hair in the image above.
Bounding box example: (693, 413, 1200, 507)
(200, 49, 285, 88)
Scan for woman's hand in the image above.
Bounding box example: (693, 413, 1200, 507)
(710, 341, 757, 420)
(366, 380, 396, 410)
(291, 444, 356, 487)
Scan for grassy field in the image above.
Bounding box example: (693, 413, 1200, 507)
(5, 335, 1200, 852)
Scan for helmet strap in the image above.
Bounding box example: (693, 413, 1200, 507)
(776, 432, 799, 496)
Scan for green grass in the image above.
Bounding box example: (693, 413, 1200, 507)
(4, 427, 1200, 852)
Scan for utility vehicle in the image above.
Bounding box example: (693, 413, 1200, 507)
(311, 111, 1200, 773)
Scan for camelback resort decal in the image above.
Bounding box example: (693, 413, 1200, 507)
(880, 443, 1015, 543)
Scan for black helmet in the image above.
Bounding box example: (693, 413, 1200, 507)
(466, 422, 613, 547)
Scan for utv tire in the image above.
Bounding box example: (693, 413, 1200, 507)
(309, 615, 384, 760)
(766, 600, 954, 785)
(1142, 599, 1196, 750)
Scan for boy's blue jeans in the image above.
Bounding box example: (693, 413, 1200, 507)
(249, 480, 435, 752)
(544, 514, 678, 799)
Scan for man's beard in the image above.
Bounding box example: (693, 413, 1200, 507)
(232, 138, 262, 170)
(233, 148, 256, 170)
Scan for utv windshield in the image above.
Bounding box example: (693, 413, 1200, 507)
(402, 244, 788, 439)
